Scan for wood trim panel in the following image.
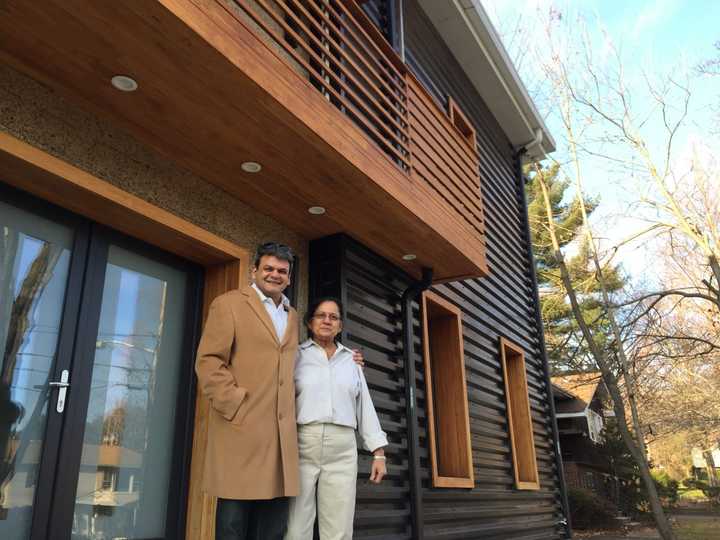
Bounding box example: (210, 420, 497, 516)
(186, 260, 247, 540)
(499, 337, 540, 491)
(448, 96, 477, 151)
(0, 133, 246, 266)
(422, 290, 474, 489)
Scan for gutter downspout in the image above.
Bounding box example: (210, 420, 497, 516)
(401, 267, 433, 540)
(514, 149, 573, 538)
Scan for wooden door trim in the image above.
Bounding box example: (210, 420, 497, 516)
(0, 132, 247, 266)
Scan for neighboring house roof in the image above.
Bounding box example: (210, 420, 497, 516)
(552, 372, 603, 414)
(417, 0, 555, 160)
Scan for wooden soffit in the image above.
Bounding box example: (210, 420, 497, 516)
(0, 0, 487, 281)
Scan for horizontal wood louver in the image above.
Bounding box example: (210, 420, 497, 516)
(500, 337, 541, 490)
(228, 0, 410, 169)
(226, 0, 487, 274)
(406, 75, 486, 258)
(421, 291, 473, 488)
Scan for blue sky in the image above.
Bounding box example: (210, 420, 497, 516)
(481, 0, 720, 281)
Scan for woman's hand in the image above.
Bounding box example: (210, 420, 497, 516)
(369, 451, 386, 484)
(352, 349, 364, 367)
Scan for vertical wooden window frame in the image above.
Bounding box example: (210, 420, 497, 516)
(422, 290, 474, 489)
(499, 337, 540, 490)
(447, 96, 477, 150)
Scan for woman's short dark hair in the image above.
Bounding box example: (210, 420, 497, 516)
(304, 297, 344, 343)
(253, 242, 294, 272)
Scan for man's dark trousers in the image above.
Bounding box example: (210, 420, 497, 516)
(216, 497, 289, 540)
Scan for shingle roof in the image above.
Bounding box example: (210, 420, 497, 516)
(551, 372, 603, 414)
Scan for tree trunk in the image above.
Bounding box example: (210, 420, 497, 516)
(537, 175, 677, 540)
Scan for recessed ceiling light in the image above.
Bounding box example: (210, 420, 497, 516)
(241, 161, 262, 173)
(111, 75, 138, 92)
(308, 206, 326, 215)
(402, 254, 417, 261)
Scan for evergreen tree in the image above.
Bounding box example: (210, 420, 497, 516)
(525, 164, 625, 371)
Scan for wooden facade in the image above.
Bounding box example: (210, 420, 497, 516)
(0, 0, 568, 539)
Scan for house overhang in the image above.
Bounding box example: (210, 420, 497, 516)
(0, 0, 489, 282)
(417, 0, 556, 161)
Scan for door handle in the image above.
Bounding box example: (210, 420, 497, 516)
(49, 369, 70, 413)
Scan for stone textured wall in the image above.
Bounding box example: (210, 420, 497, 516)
(0, 63, 308, 311)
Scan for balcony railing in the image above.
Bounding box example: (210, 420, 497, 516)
(224, 0, 485, 247)
(228, 0, 410, 169)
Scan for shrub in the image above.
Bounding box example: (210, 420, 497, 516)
(652, 470, 679, 507)
(700, 485, 720, 506)
(567, 487, 621, 530)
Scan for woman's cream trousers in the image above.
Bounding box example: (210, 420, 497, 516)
(285, 423, 358, 540)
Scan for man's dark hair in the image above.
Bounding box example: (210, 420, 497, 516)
(253, 242, 295, 272)
(304, 297, 344, 344)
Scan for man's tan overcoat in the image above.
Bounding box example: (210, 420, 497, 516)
(195, 286, 299, 500)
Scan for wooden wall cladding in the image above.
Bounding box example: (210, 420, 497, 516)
(407, 75, 486, 260)
(186, 260, 247, 540)
(421, 291, 473, 488)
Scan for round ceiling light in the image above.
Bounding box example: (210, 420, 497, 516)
(241, 161, 262, 173)
(111, 75, 138, 92)
(308, 206, 326, 215)
(402, 254, 417, 261)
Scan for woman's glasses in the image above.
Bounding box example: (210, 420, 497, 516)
(312, 312, 341, 322)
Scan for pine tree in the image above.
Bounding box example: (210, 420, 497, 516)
(525, 164, 625, 371)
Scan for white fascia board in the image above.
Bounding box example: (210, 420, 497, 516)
(416, 0, 556, 161)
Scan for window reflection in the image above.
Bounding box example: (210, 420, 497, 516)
(0, 200, 72, 540)
(72, 246, 186, 540)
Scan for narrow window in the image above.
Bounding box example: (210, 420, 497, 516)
(448, 96, 477, 149)
(499, 338, 540, 490)
(422, 291, 474, 488)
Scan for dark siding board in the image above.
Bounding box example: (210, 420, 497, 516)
(311, 236, 415, 539)
(401, 0, 565, 537)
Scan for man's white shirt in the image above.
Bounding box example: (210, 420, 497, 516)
(251, 282, 290, 340)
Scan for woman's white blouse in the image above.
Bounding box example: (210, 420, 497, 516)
(294, 339, 388, 452)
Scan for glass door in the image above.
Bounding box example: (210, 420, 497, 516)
(67, 240, 196, 540)
(0, 185, 201, 540)
(0, 192, 88, 540)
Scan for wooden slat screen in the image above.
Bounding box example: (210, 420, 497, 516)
(406, 75, 486, 252)
(226, 0, 410, 169)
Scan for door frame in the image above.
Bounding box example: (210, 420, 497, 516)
(0, 133, 248, 540)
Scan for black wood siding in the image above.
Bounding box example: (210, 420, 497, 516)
(309, 232, 564, 539)
(401, 2, 566, 537)
(306, 1, 566, 538)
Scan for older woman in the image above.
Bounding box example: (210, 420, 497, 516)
(285, 297, 388, 540)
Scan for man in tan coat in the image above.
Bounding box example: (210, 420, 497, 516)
(196, 242, 299, 540)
